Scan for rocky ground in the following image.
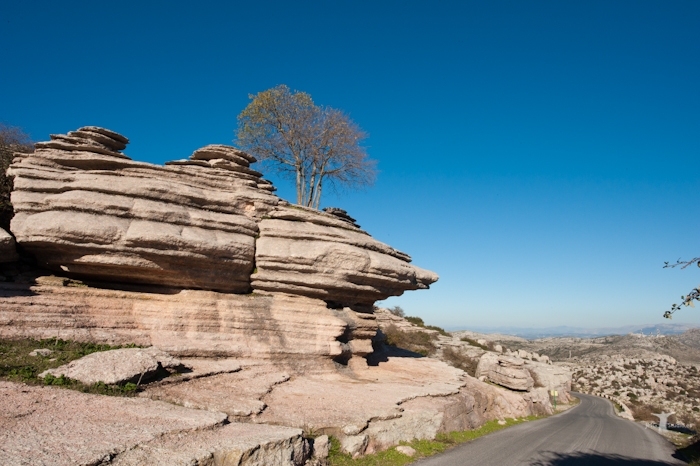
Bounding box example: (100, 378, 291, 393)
(458, 326, 700, 430)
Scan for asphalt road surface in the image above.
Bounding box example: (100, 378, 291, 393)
(415, 392, 686, 466)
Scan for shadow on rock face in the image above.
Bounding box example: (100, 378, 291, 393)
(366, 344, 425, 366)
(530, 452, 685, 465)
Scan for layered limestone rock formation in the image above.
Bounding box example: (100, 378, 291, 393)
(8, 127, 277, 292)
(0, 280, 374, 368)
(7, 127, 437, 307)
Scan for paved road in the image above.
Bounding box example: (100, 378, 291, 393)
(415, 392, 686, 466)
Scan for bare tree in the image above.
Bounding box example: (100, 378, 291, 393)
(663, 258, 700, 319)
(0, 124, 33, 231)
(236, 85, 376, 208)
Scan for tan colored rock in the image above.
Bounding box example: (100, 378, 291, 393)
(492, 356, 535, 391)
(0, 228, 17, 263)
(8, 127, 437, 304)
(524, 360, 572, 402)
(39, 347, 183, 385)
(0, 282, 374, 367)
(252, 212, 438, 306)
(0, 380, 226, 466)
(312, 435, 330, 460)
(9, 128, 278, 292)
(475, 352, 500, 379)
(396, 446, 417, 456)
(144, 365, 290, 416)
(110, 422, 310, 466)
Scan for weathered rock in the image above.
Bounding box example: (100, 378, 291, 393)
(29, 348, 53, 357)
(0, 280, 375, 367)
(110, 422, 310, 466)
(524, 360, 572, 402)
(0, 228, 17, 263)
(475, 352, 500, 379)
(8, 127, 437, 304)
(0, 380, 227, 466)
(396, 446, 417, 456)
(478, 354, 535, 391)
(39, 346, 183, 385)
(144, 365, 290, 417)
(312, 435, 331, 460)
(8, 128, 279, 292)
(252, 211, 438, 306)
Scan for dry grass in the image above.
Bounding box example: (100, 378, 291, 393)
(383, 325, 437, 356)
(441, 346, 479, 377)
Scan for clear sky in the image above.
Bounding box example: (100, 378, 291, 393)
(2, 1, 699, 330)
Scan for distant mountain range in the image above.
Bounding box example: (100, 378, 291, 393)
(452, 323, 699, 339)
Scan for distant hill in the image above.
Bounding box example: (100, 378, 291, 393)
(455, 323, 698, 339)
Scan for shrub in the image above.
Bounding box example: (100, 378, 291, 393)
(405, 316, 425, 327)
(442, 347, 479, 377)
(383, 324, 436, 356)
(388, 306, 405, 317)
(460, 337, 488, 351)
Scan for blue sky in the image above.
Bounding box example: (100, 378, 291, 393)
(2, 1, 699, 330)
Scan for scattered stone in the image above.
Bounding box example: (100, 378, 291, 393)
(28, 348, 53, 357)
(312, 435, 330, 460)
(395, 445, 417, 456)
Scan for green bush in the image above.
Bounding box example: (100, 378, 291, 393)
(405, 316, 425, 327)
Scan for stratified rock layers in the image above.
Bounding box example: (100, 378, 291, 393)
(7, 127, 437, 305)
(8, 128, 278, 292)
(253, 212, 438, 305)
(0, 281, 375, 366)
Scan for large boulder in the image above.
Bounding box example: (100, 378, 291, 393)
(524, 360, 572, 403)
(0, 228, 18, 263)
(478, 354, 534, 391)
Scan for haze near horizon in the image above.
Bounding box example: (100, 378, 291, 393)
(2, 1, 698, 330)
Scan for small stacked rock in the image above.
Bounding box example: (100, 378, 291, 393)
(323, 207, 360, 228)
(165, 145, 275, 191)
(35, 126, 130, 159)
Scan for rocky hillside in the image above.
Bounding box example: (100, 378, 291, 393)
(459, 327, 700, 429)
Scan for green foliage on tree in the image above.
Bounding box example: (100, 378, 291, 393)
(236, 85, 376, 208)
(0, 124, 33, 231)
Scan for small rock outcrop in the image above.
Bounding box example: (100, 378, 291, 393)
(481, 355, 535, 391)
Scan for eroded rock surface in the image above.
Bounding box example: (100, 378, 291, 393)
(0, 380, 227, 466)
(0, 281, 374, 367)
(9, 129, 278, 292)
(40, 346, 183, 385)
(8, 127, 437, 305)
(252, 212, 438, 306)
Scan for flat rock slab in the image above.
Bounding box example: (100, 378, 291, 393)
(0, 380, 226, 466)
(254, 357, 465, 431)
(110, 422, 309, 466)
(144, 365, 290, 416)
(40, 347, 184, 385)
